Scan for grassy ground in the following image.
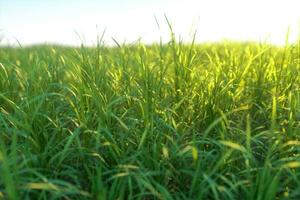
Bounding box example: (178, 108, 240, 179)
(0, 37, 300, 199)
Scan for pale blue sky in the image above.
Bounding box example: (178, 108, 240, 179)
(0, 0, 299, 46)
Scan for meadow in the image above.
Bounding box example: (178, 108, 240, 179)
(0, 33, 300, 199)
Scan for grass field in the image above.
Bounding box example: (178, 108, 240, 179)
(0, 33, 300, 199)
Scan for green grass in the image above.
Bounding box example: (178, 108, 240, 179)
(0, 35, 300, 199)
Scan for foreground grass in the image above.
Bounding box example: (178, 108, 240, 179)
(0, 38, 300, 199)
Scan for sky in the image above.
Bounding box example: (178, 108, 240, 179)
(0, 0, 299, 46)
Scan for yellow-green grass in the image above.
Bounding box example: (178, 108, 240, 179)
(0, 36, 300, 199)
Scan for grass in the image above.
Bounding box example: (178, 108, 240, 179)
(0, 32, 300, 199)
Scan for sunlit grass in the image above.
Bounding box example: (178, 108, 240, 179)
(0, 32, 300, 199)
